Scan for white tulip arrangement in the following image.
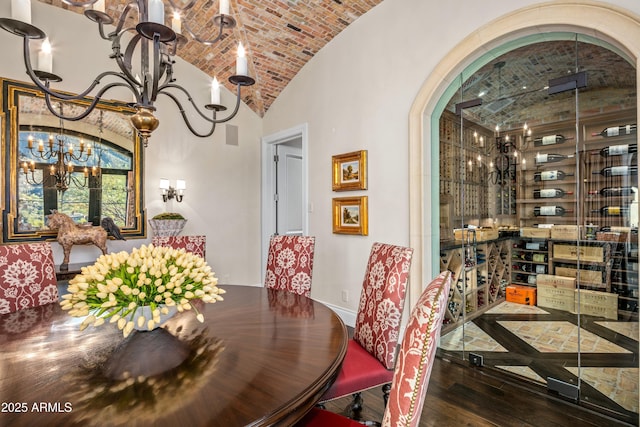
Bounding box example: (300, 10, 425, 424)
(60, 244, 225, 337)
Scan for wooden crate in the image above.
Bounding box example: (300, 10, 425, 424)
(536, 274, 576, 289)
(551, 225, 579, 240)
(555, 267, 602, 286)
(506, 285, 536, 306)
(521, 227, 551, 239)
(575, 303, 618, 320)
(538, 285, 575, 300)
(454, 227, 499, 242)
(596, 231, 628, 242)
(574, 289, 618, 308)
(553, 244, 604, 262)
(537, 292, 575, 312)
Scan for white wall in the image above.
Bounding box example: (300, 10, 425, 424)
(262, 0, 640, 313)
(0, 2, 263, 285)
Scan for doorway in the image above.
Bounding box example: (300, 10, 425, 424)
(261, 124, 309, 280)
(407, 4, 640, 425)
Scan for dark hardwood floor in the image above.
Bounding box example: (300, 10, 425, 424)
(322, 355, 638, 427)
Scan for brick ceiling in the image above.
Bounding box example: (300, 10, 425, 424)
(447, 40, 636, 131)
(40, 0, 383, 117)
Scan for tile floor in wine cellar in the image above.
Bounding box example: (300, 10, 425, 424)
(439, 301, 639, 418)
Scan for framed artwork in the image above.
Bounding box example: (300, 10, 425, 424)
(332, 196, 368, 235)
(332, 150, 367, 191)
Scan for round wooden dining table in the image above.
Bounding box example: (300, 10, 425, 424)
(0, 285, 348, 426)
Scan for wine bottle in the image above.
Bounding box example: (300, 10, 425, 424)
(533, 170, 574, 182)
(600, 226, 638, 234)
(525, 242, 548, 250)
(591, 206, 630, 216)
(512, 264, 532, 272)
(535, 153, 575, 164)
(533, 188, 573, 198)
(514, 273, 528, 282)
(592, 166, 638, 177)
(533, 206, 573, 216)
(588, 186, 635, 197)
(535, 265, 548, 274)
(591, 124, 637, 138)
(532, 253, 548, 263)
(593, 143, 637, 157)
(533, 134, 573, 147)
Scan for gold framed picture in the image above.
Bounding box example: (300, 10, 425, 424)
(332, 196, 368, 235)
(332, 150, 367, 191)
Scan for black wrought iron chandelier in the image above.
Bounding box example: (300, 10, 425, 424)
(21, 105, 103, 193)
(0, 0, 255, 146)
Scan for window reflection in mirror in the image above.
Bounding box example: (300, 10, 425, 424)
(2, 79, 146, 242)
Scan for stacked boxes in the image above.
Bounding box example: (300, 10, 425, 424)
(536, 274, 576, 312)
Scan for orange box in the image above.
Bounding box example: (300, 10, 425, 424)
(506, 285, 537, 306)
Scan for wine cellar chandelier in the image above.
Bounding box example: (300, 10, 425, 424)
(0, 0, 255, 146)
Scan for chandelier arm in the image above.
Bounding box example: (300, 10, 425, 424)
(181, 16, 226, 46)
(159, 84, 215, 122)
(120, 33, 145, 90)
(151, 33, 161, 103)
(160, 83, 243, 124)
(160, 91, 217, 138)
(24, 37, 136, 104)
(113, 2, 142, 37)
(42, 82, 134, 122)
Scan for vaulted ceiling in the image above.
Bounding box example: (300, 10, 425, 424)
(40, 0, 383, 117)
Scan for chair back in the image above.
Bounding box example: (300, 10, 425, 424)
(152, 235, 206, 259)
(265, 235, 315, 297)
(382, 270, 452, 427)
(353, 243, 414, 369)
(0, 242, 59, 314)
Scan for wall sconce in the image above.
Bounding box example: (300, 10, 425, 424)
(160, 179, 186, 202)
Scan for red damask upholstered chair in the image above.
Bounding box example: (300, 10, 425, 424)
(0, 242, 59, 314)
(152, 235, 206, 259)
(298, 271, 452, 427)
(318, 242, 413, 414)
(265, 235, 315, 297)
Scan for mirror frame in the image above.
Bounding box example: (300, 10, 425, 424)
(1, 78, 146, 242)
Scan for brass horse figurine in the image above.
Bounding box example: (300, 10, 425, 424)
(46, 211, 125, 271)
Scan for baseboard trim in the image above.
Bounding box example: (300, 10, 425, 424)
(319, 300, 357, 328)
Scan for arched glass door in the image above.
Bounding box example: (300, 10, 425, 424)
(436, 34, 638, 424)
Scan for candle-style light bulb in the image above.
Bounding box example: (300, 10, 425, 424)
(211, 77, 220, 104)
(220, 0, 230, 15)
(236, 42, 248, 76)
(11, 0, 32, 24)
(93, 0, 105, 13)
(148, 0, 165, 25)
(171, 11, 181, 34)
(38, 38, 53, 73)
(27, 135, 33, 149)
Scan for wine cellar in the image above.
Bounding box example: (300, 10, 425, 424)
(433, 35, 637, 426)
(439, 108, 638, 330)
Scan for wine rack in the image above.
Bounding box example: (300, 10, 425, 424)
(611, 240, 639, 320)
(440, 236, 511, 332)
(511, 238, 549, 287)
(439, 111, 493, 226)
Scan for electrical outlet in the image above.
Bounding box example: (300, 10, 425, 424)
(341, 290, 349, 302)
(469, 353, 483, 367)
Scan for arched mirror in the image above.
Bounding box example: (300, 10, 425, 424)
(1, 78, 146, 242)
